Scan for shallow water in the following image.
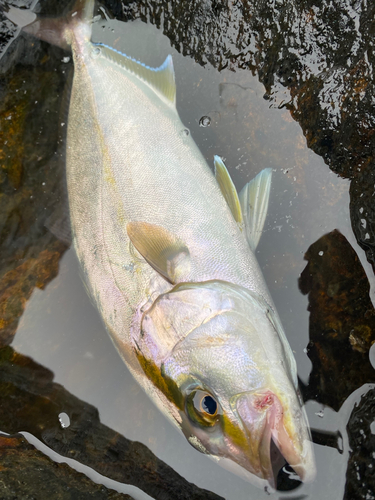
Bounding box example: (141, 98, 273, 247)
(1, 1, 375, 499)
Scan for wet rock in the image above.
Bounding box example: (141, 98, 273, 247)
(344, 387, 375, 500)
(0, 239, 67, 345)
(309, 428, 343, 458)
(118, 0, 375, 165)
(0, 346, 223, 500)
(350, 167, 375, 275)
(0, 434, 132, 500)
(299, 229, 375, 410)
(0, 20, 70, 346)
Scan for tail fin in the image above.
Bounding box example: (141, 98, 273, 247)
(1, 0, 95, 51)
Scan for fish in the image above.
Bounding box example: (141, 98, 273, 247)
(2, 0, 315, 488)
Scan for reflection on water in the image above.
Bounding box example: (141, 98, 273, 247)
(0, 1, 375, 499)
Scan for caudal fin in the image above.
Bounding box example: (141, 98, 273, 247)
(1, 0, 95, 51)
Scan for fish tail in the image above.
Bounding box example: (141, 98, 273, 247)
(1, 0, 95, 51)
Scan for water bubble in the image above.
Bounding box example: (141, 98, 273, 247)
(62, 56, 70, 63)
(318, 251, 324, 256)
(91, 47, 101, 58)
(181, 128, 190, 137)
(199, 116, 211, 127)
(58, 412, 70, 429)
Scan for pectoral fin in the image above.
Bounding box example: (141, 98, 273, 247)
(126, 222, 190, 283)
(239, 168, 272, 251)
(214, 156, 243, 225)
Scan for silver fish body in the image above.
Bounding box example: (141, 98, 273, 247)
(7, 0, 315, 487)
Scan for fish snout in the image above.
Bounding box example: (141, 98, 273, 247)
(235, 390, 315, 487)
(235, 391, 282, 486)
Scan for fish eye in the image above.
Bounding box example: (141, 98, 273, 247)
(186, 389, 220, 426)
(200, 394, 218, 416)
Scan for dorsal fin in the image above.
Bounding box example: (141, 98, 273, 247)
(214, 156, 243, 225)
(94, 44, 176, 106)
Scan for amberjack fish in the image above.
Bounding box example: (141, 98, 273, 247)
(2, 0, 315, 487)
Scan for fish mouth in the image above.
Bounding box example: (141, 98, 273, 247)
(235, 390, 315, 488)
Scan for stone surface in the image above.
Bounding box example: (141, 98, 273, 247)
(344, 388, 375, 500)
(0, 346, 223, 500)
(0, 434, 133, 500)
(300, 231, 375, 497)
(299, 229, 375, 411)
(0, 23, 69, 346)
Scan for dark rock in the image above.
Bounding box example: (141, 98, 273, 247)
(0, 27, 70, 346)
(350, 166, 375, 274)
(0, 346, 223, 500)
(344, 388, 375, 500)
(309, 428, 343, 455)
(299, 229, 375, 410)
(0, 434, 132, 500)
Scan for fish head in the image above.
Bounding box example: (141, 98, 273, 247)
(138, 280, 315, 488)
